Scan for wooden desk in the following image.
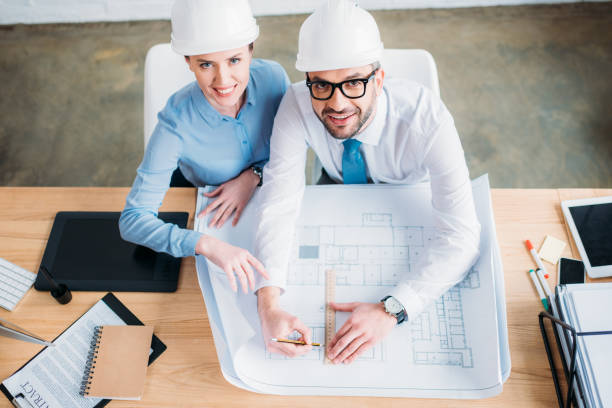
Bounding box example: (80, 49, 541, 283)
(1, 187, 611, 408)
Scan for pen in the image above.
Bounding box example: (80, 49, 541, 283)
(536, 268, 553, 298)
(528, 269, 548, 311)
(535, 268, 585, 407)
(525, 239, 549, 278)
(38, 266, 72, 305)
(271, 338, 321, 347)
(38, 266, 61, 292)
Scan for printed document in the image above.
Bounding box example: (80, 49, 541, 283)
(2, 301, 125, 407)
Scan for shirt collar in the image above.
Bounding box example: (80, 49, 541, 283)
(245, 76, 256, 107)
(190, 73, 256, 125)
(329, 88, 387, 147)
(354, 88, 387, 146)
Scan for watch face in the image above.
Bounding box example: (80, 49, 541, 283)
(384, 297, 403, 314)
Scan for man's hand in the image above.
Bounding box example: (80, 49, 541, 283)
(327, 301, 396, 364)
(195, 235, 269, 293)
(198, 168, 260, 228)
(257, 287, 313, 357)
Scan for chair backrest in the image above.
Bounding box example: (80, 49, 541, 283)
(144, 43, 194, 149)
(381, 48, 440, 96)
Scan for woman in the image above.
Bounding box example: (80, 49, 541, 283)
(119, 0, 289, 294)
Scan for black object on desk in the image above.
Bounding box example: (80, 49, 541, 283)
(38, 265, 72, 304)
(34, 211, 188, 292)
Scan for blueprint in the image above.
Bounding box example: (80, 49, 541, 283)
(194, 174, 510, 398)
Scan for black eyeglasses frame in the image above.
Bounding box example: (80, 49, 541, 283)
(305, 69, 379, 101)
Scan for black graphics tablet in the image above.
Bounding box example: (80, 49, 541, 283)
(34, 212, 189, 292)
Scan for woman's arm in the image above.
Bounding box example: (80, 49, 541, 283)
(119, 115, 203, 257)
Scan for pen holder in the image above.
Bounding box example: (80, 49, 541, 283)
(51, 284, 72, 305)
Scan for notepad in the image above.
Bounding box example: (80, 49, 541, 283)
(1, 293, 166, 408)
(538, 235, 566, 265)
(81, 325, 153, 400)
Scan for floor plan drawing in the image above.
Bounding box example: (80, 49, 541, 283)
(409, 268, 480, 369)
(286, 212, 479, 368)
(194, 177, 509, 398)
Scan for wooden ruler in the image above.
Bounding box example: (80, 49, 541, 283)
(324, 269, 336, 364)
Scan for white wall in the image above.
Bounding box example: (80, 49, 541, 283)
(0, 0, 597, 25)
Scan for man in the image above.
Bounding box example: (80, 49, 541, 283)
(254, 0, 481, 365)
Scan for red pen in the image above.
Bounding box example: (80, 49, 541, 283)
(525, 240, 549, 279)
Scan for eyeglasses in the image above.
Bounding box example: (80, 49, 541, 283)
(306, 69, 378, 101)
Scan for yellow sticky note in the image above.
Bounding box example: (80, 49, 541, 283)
(538, 235, 566, 265)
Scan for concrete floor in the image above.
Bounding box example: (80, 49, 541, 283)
(0, 3, 611, 187)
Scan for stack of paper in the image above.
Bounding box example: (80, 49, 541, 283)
(194, 174, 511, 398)
(557, 283, 612, 407)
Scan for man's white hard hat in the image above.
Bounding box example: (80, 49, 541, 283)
(171, 0, 259, 56)
(295, 0, 384, 72)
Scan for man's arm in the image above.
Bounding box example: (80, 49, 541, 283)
(253, 86, 312, 356)
(257, 286, 313, 356)
(327, 114, 480, 365)
(254, 86, 309, 292)
(388, 116, 481, 322)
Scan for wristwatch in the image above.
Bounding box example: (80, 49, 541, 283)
(251, 166, 263, 187)
(381, 295, 407, 325)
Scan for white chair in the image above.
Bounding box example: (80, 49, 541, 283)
(310, 48, 441, 182)
(143, 43, 194, 149)
(381, 48, 440, 96)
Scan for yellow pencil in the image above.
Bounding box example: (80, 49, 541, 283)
(271, 338, 321, 347)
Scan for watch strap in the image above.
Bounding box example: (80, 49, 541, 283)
(251, 166, 263, 187)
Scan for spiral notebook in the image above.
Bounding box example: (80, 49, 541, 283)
(1, 293, 166, 408)
(81, 325, 154, 400)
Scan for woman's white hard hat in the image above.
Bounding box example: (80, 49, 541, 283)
(171, 0, 259, 56)
(296, 0, 384, 72)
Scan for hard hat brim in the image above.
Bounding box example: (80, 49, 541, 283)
(295, 44, 383, 72)
(172, 26, 259, 56)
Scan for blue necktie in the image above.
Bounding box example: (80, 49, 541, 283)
(342, 139, 367, 184)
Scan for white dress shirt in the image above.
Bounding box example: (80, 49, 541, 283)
(254, 78, 481, 322)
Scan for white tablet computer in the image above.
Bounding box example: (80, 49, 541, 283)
(561, 196, 612, 278)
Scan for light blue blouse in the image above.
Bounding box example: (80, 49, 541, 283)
(119, 59, 290, 257)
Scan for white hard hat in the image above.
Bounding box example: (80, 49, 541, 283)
(171, 0, 259, 56)
(295, 0, 384, 72)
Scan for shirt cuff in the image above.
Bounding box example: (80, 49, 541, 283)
(254, 267, 287, 295)
(387, 283, 426, 323)
(183, 229, 203, 257)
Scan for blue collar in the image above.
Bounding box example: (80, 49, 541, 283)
(190, 72, 256, 125)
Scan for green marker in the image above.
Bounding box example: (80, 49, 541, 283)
(528, 269, 549, 311)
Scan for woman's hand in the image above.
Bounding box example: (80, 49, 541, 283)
(196, 235, 269, 293)
(198, 168, 260, 228)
